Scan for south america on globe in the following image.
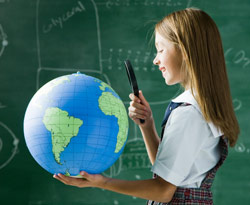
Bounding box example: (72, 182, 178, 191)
(23, 72, 129, 177)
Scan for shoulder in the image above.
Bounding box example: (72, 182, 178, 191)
(169, 89, 222, 137)
(171, 89, 204, 123)
(163, 104, 211, 146)
(169, 104, 206, 126)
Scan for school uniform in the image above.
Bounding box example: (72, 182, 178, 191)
(147, 90, 228, 205)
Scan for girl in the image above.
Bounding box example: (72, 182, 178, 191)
(54, 8, 239, 204)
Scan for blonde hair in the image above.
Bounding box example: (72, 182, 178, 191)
(155, 8, 239, 147)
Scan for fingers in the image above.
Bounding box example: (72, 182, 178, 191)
(128, 91, 151, 123)
(129, 90, 148, 106)
(54, 172, 110, 190)
(129, 108, 147, 120)
(138, 90, 149, 106)
(53, 173, 87, 188)
(80, 171, 90, 180)
(53, 173, 72, 185)
(129, 100, 146, 114)
(129, 93, 141, 102)
(129, 101, 147, 119)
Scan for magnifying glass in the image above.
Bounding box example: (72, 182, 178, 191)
(124, 60, 145, 124)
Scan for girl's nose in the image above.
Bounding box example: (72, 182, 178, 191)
(153, 57, 160, 65)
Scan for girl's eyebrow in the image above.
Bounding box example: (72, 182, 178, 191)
(155, 42, 162, 49)
(155, 41, 165, 48)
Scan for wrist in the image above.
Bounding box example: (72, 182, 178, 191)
(98, 176, 112, 189)
(140, 116, 155, 129)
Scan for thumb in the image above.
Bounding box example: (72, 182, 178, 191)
(80, 171, 90, 179)
(138, 90, 148, 106)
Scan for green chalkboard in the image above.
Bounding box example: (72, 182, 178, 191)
(0, 0, 250, 204)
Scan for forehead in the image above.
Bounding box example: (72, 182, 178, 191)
(155, 32, 171, 47)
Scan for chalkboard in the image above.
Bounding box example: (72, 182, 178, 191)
(0, 0, 250, 204)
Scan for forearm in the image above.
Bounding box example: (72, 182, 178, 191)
(139, 119, 160, 165)
(54, 162, 176, 202)
(100, 177, 175, 203)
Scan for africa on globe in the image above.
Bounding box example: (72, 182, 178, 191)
(23, 72, 129, 177)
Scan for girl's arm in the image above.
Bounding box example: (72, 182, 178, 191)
(54, 171, 177, 203)
(129, 91, 160, 164)
(139, 119, 160, 165)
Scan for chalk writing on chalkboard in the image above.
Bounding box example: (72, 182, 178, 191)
(104, 137, 151, 177)
(235, 142, 250, 154)
(0, 24, 8, 57)
(233, 99, 242, 111)
(0, 121, 19, 170)
(103, 48, 155, 71)
(99, 0, 184, 9)
(42, 1, 86, 34)
(225, 47, 250, 69)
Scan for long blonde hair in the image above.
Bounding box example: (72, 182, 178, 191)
(155, 8, 239, 147)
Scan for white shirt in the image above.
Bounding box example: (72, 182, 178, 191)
(151, 89, 223, 188)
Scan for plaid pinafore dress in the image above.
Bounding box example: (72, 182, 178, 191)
(147, 102, 228, 205)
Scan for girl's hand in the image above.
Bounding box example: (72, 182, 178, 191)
(128, 90, 153, 127)
(53, 171, 108, 188)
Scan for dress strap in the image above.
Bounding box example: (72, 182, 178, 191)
(160, 102, 183, 140)
(161, 102, 182, 127)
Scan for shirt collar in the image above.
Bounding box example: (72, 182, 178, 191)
(172, 89, 223, 138)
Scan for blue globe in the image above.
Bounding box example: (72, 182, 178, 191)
(23, 72, 129, 176)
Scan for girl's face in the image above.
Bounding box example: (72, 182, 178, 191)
(153, 31, 183, 85)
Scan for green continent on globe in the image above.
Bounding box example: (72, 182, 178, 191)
(99, 82, 115, 92)
(98, 92, 128, 153)
(42, 107, 83, 164)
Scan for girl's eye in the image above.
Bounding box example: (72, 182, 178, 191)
(157, 49, 163, 53)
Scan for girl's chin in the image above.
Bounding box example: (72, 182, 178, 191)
(164, 79, 171, 85)
(165, 82, 172, 85)
(165, 78, 178, 86)
(163, 75, 170, 85)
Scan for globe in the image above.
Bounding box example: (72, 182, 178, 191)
(23, 72, 129, 177)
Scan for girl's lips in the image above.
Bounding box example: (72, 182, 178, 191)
(159, 67, 166, 72)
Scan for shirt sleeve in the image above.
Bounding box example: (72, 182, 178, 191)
(151, 105, 210, 186)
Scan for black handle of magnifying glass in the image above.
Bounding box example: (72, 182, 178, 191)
(124, 60, 145, 124)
